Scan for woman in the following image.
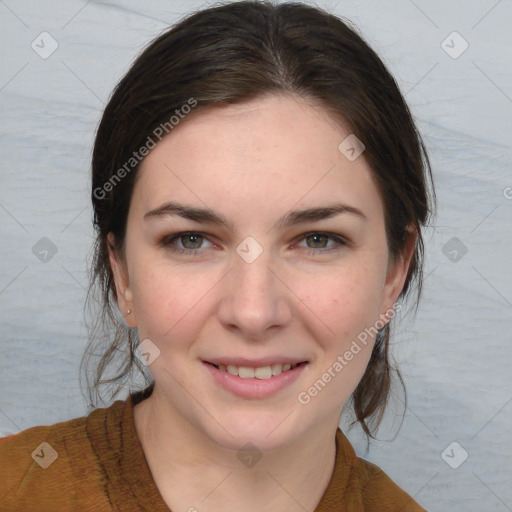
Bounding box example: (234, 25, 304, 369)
(0, 1, 434, 510)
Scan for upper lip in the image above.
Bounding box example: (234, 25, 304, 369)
(204, 357, 309, 367)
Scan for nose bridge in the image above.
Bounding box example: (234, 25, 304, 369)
(217, 239, 291, 336)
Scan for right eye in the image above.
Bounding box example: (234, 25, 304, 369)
(161, 232, 214, 256)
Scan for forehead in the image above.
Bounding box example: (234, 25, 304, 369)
(132, 94, 383, 225)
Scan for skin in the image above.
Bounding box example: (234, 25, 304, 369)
(108, 93, 415, 512)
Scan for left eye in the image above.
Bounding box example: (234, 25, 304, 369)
(301, 233, 347, 254)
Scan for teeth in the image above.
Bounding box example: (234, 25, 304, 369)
(216, 363, 299, 379)
(254, 366, 272, 379)
(271, 363, 282, 376)
(238, 366, 255, 379)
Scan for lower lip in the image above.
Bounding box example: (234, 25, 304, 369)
(203, 362, 308, 399)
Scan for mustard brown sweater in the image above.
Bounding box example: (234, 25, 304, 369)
(0, 388, 426, 511)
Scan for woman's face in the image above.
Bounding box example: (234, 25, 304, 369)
(109, 94, 411, 450)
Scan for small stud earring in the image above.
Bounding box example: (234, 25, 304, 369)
(126, 309, 131, 315)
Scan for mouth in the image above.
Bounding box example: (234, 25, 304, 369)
(202, 359, 309, 399)
(203, 361, 308, 380)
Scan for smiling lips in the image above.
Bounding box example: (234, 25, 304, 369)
(211, 362, 303, 379)
(203, 358, 309, 398)
(204, 359, 308, 380)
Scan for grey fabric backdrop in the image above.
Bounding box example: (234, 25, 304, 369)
(1, 1, 511, 510)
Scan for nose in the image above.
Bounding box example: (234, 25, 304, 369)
(216, 247, 292, 341)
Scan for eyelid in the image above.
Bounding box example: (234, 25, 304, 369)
(293, 232, 349, 257)
(160, 230, 349, 256)
(161, 231, 216, 250)
(295, 231, 349, 247)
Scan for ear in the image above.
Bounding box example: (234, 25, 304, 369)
(379, 225, 417, 321)
(107, 232, 137, 328)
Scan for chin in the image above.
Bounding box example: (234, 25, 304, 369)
(200, 409, 305, 452)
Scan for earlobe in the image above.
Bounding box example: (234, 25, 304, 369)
(381, 226, 417, 320)
(107, 233, 137, 327)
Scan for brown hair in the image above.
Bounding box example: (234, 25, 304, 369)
(81, 0, 435, 439)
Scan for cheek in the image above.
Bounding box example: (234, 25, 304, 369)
(130, 261, 212, 343)
(296, 262, 385, 350)
(294, 269, 383, 412)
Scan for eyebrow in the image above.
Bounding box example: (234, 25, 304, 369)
(143, 200, 367, 229)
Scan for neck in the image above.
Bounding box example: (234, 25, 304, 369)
(133, 386, 339, 512)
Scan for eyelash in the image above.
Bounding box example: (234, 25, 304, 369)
(160, 231, 348, 258)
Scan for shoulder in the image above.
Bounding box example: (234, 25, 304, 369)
(0, 401, 125, 511)
(333, 429, 426, 511)
(351, 457, 427, 511)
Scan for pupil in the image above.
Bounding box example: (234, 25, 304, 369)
(310, 234, 325, 248)
(184, 234, 201, 249)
